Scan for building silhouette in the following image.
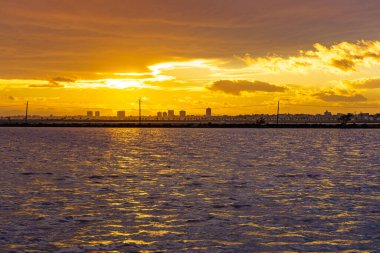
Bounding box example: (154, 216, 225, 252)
(168, 110, 175, 119)
(95, 111, 100, 117)
(87, 111, 93, 117)
(206, 108, 212, 118)
(117, 111, 126, 119)
(179, 110, 186, 118)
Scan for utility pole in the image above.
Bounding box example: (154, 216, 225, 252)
(138, 98, 142, 124)
(25, 100, 29, 124)
(276, 100, 280, 125)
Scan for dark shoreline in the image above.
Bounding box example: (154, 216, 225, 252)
(1, 122, 380, 128)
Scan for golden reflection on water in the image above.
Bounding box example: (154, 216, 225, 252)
(263, 241, 299, 246)
(305, 239, 360, 246)
(136, 229, 178, 236)
(122, 239, 156, 245)
(0, 128, 379, 252)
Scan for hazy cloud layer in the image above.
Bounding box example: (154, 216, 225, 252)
(29, 83, 65, 88)
(51, 77, 75, 83)
(209, 80, 287, 95)
(1, 0, 380, 78)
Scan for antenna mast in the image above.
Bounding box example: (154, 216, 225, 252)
(276, 100, 280, 125)
(138, 98, 142, 124)
(25, 100, 29, 124)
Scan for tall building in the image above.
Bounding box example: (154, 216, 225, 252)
(157, 112, 162, 118)
(87, 111, 93, 117)
(117, 111, 126, 119)
(163, 112, 168, 118)
(168, 110, 175, 118)
(95, 111, 100, 117)
(206, 108, 212, 118)
(179, 110, 186, 118)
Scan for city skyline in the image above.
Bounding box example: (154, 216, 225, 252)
(1, 99, 380, 117)
(2, 101, 379, 119)
(1, 0, 380, 115)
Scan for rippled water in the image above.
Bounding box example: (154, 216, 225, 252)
(0, 128, 379, 252)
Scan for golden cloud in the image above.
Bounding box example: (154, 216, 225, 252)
(240, 40, 380, 74)
(313, 89, 367, 102)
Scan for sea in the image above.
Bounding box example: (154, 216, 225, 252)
(0, 128, 379, 252)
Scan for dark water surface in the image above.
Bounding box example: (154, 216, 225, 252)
(0, 128, 379, 252)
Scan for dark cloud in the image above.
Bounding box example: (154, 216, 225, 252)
(29, 76, 75, 88)
(348, 78, 380, 89)
(209, 80, 287, 95)
(8, 96, 15, 100)
(330, 59, 356, 71)
(314, 91, 367, 102)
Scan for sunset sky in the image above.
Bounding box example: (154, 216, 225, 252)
(1, 0, 380, 116)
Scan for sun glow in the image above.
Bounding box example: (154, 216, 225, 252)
(105, 79, 144, 89)
(1, 42, 380, 115)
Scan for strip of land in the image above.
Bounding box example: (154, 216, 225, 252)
(1, 120, 379, 128)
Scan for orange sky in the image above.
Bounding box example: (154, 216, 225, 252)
(1, 0, 380, 116)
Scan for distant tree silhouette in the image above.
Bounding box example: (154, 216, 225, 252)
(256, 117, 266, 125)
(338, 113, 353, 125)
